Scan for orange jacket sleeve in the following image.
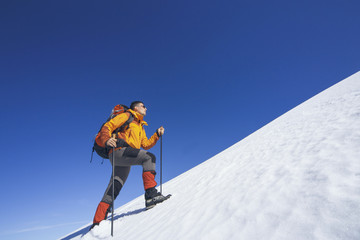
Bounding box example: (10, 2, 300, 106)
(141, 129, 159, 150)
(96, 112, 131, 147)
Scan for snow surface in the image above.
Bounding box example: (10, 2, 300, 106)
(61, 72, 360, 240)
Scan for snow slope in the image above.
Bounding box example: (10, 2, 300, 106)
(61, 72, 360, 240)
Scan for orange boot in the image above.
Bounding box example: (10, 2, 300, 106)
(142, 171, 157, 190)
(90, 202, 110, 229)
(142, 171, 169, 209)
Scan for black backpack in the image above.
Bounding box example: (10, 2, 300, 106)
(91, 104, 134, 161)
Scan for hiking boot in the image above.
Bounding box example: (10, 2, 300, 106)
(90, 202, 111, 230)
(89, 222, 99, 231)
(144, 187, 168, 209)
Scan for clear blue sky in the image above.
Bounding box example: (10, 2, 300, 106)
(0, 1, 359, 239)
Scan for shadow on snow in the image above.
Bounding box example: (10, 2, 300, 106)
(60, 208, 146, 240)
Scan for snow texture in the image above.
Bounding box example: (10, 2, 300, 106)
(61, 72, 360, 240)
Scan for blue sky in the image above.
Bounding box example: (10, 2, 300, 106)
(0, 0, 359, 239)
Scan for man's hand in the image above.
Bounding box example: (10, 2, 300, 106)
(106, 137, 117, 148)
(157, 126, 165, 137)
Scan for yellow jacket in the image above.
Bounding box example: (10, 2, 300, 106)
(96, 109, 159, 150)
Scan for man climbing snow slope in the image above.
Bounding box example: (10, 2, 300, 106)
(91, 101, 167, 229)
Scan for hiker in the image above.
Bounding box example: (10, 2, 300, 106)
(91, 101, 166, 228)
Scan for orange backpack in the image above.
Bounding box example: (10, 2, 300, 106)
(91, 104, 134, 160)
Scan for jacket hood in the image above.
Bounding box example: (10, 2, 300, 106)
(128, 109, 148, 126)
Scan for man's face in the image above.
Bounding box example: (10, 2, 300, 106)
(135, 103, 147, 116)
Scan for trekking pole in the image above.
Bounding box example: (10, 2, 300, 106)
(111, 134, 116, 237)
(160, 135, 163, 194)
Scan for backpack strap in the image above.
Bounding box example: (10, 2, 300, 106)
(113, 112, 134, 136)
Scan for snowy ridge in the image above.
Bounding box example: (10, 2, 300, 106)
(61, 72, 360, 240)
